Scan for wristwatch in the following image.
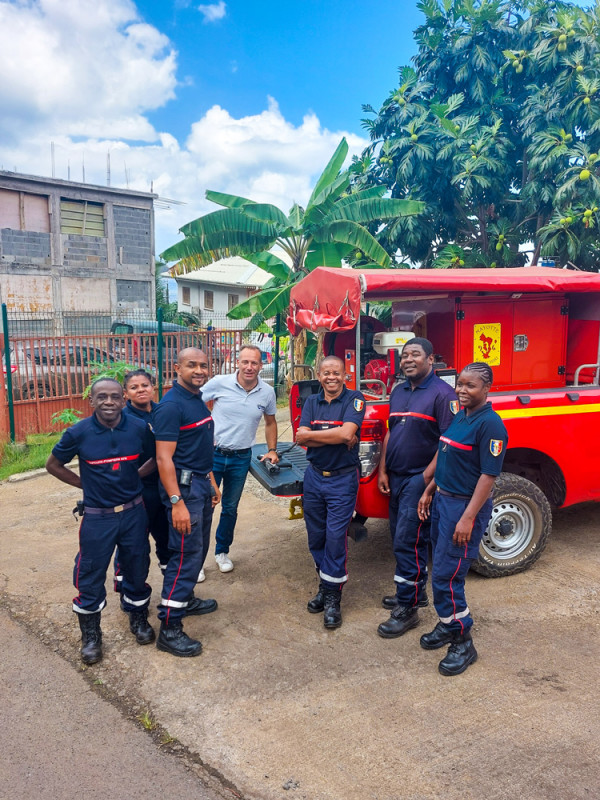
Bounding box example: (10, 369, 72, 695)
(169, 494, 182, 505)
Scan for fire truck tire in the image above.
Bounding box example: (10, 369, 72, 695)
(472, 473, 552, 578)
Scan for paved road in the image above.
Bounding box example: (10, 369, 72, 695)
(0, 608, 226, 800)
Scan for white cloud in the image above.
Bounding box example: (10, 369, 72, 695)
(197, 1, 226, 23)
(0, 0, 176, 142)
(0, 1, 366, 261)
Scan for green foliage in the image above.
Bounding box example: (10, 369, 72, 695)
(51, 408, 83, 429)
(354, 0, 600, 270)
(83, 361, 139, 398)
(0, 433, 60, 480)
(155, 260, 200, 325)
(160, 138, 424, 323)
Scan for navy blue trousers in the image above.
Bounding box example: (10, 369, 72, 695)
(389, 471, 430, 607)
(113, 485, 170, 591)
(430, 493, 493, 633)
(158, 475, 213, 622)
(73, 502, 151, 615)
(303, 465, 359, 591)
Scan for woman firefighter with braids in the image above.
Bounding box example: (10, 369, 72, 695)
(417, 363, 508, 676)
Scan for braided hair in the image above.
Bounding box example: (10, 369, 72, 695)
(461, 362, 493, 386)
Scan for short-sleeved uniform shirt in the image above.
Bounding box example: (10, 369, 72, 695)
(51, 412, 151, 508)
(385, 370, 457, 475)
(200, 372, 276, 449)
(435, 402, 508, 496)
(152, 379, 214, 473)
(123, 400, 158, 488)
(299, 386, 366, 472)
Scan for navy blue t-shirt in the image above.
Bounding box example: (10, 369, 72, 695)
(52, 412, 151, 508)
(435, 402, 508, 496)
(299, 386, 366, 471)
(385, 371, 457, 475)
(123, 400, 158, 488)
(152, 380, 214, 473)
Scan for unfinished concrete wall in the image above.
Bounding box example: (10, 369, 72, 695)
(0, 172, 156, 321)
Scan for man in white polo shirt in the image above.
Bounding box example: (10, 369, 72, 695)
(199, 344, 278, 578)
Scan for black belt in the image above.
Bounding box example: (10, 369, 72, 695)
(437, 487, 472, 501)
(214, 446, 251, 456)
(84, 495, 143, 515)
(310, 464, 358, 478)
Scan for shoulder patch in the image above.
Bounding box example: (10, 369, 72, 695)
(354, 398, 364, 412)
(449, 400, 459, 415)
(490, 439, 503, 457)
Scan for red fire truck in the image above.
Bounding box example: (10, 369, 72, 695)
(280, 265, 600, 577)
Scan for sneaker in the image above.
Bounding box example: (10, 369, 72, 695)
(196, 568, 206, 583)
(215, 553, 234, 573)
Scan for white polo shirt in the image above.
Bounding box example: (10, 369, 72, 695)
(200, 372, 276, 450)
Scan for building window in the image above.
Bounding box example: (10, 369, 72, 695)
(204, 290, 214, 310)
(0, 189, 50, 232)
(60, 199, 105, 236)
(228, 293, 239, 311)
(182, 286, 191, 305)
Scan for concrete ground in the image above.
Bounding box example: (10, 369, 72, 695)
(1, 415, 599, 799)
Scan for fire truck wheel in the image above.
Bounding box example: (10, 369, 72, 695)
(472, 473, 552, 578)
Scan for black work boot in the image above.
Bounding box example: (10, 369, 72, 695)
(377, 605, 419, 638)
(156, 619, 203, 658)
(307, 582, 326, 613)
(128, 608, 156, 645)
(185, 592, 218, 616)
(382, 588, 429, 610)
(438, 631, 478, 676)
(77, 612, 103, 665)
(420, 621, 456, 650)
(323, 589, 342, 629)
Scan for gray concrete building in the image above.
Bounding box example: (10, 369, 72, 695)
(0, 171, 156, 331)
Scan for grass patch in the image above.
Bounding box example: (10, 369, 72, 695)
(0, 433, 60, 481)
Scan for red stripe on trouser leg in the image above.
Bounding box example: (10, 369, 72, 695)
(413, 521, 422, 607)
(449, 557, 464, 635)
(165, 531, 185, 625)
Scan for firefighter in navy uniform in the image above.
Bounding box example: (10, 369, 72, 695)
(377, 338, 456, 639)
(112, 369, 170, 593)
(296, 356, 366, 629)
(153, 348, 221, 657)
(46, 378, 155, 665)
(418, 362, 508, 676)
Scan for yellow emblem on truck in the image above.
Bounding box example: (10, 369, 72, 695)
(473, 323, 501, 366)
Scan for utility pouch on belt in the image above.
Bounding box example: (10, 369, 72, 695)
(179, 469, 193, 486)
(72, 499, 85, 520)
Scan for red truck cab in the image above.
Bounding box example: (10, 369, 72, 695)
(287, 266, 600, 577)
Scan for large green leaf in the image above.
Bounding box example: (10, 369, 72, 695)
(178, 207, 278, 243)
(306, 172, 351, 217)
(304, 242, 352, 271)
(287, 203, 304, 230)
(244, 250, 292, 281)
(160, 236, 248, 270)
(227, 283, 294, 320)
(321, 197, 424, 225)
(205, 190, 256, 209)
(311, 220, 391, 267)
(306, 138, 349, 209)
(241, 203, 290, 228)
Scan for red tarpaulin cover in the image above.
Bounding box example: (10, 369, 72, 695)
(287, 266, 600, 335)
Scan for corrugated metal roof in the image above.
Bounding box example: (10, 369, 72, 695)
(167, 256, 271, 288)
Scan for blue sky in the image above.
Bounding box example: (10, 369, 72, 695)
(139, 0, 422, 140)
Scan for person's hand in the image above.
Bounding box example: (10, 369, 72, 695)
(347, 434, 358, 450)
(453, 516, 474, 546)
(211, 485, 221, 508)
(259, 449, 280, 464)
(418, 492, 432, 521)
(171, 500, 191, 535)
(378, 471, 390, 495)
